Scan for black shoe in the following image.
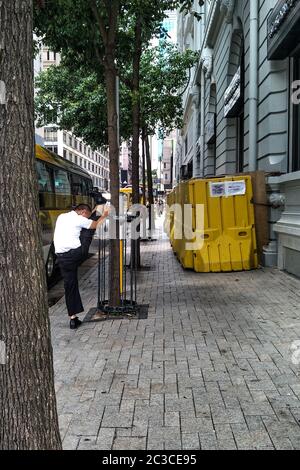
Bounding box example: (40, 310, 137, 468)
(70, 317, 82, 330)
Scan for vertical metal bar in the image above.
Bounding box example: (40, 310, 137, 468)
(103, 223, 106, 304)
(130, 238, 133, 305)
(100, 226, 103, 306)
(123, 229, 126, 303)
(120, 239, 123, 302)
(97, 235, 101, 309)
(134, 238, 137, 304)
(101, 223, 104, 306)
(100, 225, 103, 306)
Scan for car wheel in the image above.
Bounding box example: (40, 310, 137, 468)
(46, 245, 56, 282)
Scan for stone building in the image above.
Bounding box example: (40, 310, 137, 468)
(176, 0, 300, 276)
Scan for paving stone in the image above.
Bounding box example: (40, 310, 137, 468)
(62, 434, 80, 450)
(113, 437, 146, 450)
(181, 433, 201, 450)
(164, 411, 180, 427)
(101, 408, 133, 428)
(49, 228, 300, 451)
(96, 428, 115, 450)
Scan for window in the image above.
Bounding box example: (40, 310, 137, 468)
(36, 160, 53, 193)
(82, 178, 92, 196)
(69, 152, 73, 162)
(71, 174, 86, 196)
(74, 139, 78, 150)
(36, 160, 55, 209)
(68, 135, 72, 147)
(53, 169, 71, 194)
(63, 132, 67, 143)
(79, 142, 82, 153)
(44, 127, 57, 142)
(164, 163, 167, 169)
(83, 159, 86, 169)
(45, 145, 58, 154)
(88, 162, 91, 171)
(165, 173, 168, 180)
(80, 157, 83, 167)
(63, 149, 67, 160)
(74, 155, 78, 165)
(92, 164, 95, 172)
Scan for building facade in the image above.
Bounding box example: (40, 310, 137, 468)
(159, 131, 176, 191)
(176, 0, 300, 277)
(34, 46, 110, 191)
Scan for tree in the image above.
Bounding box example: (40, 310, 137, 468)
(35, 64, 132, 149)
(139, 41, 199, 229)
(34, 0, 204, 302)
(35, 0, 123, 305)
(35, 38, 198, 240)
(0, 0, 61, 449)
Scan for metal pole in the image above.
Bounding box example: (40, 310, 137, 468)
(103, 223, 106, 304)
(97, 235, 101, 309)
(130, 236, 133, 305)
(134, 238, 137, 304)
(124, 236, 127, 304)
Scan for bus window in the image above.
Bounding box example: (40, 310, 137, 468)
(54, 168, 72, 209)
(82, 178, 93, 196)
(71, 174, 83, 206)
(36, 160, 55, 209)
(71, 174, 83, 196)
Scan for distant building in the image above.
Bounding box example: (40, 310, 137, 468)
(156, 11, 177, 191)
(34, 46, 110, 191)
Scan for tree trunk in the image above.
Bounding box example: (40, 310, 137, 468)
(131, 16, 142, 268)
(104, 52, 121, 307)
(0, 0, 61, 449)
(145, 130, 155, 234)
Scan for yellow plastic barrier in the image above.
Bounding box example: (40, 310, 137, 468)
(167, 175, 258, 273)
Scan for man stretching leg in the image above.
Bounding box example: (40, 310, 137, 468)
(54, 204, 109, 329)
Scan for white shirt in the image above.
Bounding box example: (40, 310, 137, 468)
(54, 211, 93, 254)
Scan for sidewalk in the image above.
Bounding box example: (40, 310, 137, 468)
(50, 217, 300, 450)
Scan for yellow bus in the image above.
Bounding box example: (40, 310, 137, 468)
(36, 145, 94, 282)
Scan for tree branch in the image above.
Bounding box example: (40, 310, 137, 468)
(90, 0, 108, 44)
(119, 73, 133, 91)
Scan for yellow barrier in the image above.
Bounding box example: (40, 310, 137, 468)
(167, 176, 258, 273)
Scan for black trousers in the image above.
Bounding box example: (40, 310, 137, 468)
(57, 247, 84, 317)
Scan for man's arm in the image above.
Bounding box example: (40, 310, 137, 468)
(89, 209, 109, 230)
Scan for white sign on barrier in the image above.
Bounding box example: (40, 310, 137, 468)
(210, 180, 246, 198)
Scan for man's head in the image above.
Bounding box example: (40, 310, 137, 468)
(75, 204, 92, 219)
